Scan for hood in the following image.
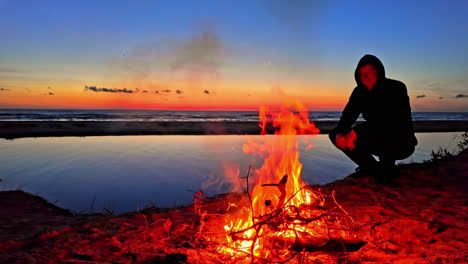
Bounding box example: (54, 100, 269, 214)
(354, 54, 386, 87)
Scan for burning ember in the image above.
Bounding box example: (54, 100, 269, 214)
(212, 101, 364, 263)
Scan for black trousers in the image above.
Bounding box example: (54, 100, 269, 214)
(329, 122, 415, 168)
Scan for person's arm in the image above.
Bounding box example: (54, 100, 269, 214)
(335, 88, 362, 134)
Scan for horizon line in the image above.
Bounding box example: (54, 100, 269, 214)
(0, 108, 467, 113)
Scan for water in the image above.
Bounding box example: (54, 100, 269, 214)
(0, 109, 467, 122)
(0, 133, 463, 214)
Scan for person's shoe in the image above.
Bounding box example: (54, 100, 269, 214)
(349, 166, 378, 178)
(375, 165, 399, 184)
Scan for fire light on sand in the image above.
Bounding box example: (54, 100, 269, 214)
(206, 100, 365, 263)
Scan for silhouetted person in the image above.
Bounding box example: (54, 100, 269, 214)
(329, 54, 417, 182)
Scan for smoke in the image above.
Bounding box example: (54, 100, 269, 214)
(84, 85, 136, 94)
(112, 26, 224, 96)
(170, 29, 222, 78)
(201, 162, 244, 193)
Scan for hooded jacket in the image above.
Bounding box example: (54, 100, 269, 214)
(335, 54, 417, 148)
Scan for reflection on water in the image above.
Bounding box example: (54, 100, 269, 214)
(0, 133, 462, 213)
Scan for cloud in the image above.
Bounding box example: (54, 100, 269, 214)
(416, 94, 427, 98)
(439, 97, 444, 99)
(455, 94, 468, 98)
(84, 85, 135, 94)
(203, 90, 210, 94)
(427, 82, 442, 90)
(48, 92, 54, 95)
(142, 90, 148, 93)
(0, 88, 10, 91)
(161, 89, 171, 93)
(175, 89, 183, 94)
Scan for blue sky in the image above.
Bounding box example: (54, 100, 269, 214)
(0, 0, 467, 110)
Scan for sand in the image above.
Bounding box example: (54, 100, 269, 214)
(0, 120, 467, 139)
(0, 148, 466, 263)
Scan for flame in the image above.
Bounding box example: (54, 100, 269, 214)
(221, 100, 322, 260)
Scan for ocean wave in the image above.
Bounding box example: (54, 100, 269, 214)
(0, 110, 466, 122)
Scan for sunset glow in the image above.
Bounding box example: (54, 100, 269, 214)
(0, 1, 467, 111)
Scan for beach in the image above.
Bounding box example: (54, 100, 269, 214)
(1, 120, 467, 139)
(1, 1, 466, 262)
(0, 148, 466, 263)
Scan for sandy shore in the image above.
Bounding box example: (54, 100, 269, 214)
(0, 149, 466, 263)
(0, 120, 467, 139)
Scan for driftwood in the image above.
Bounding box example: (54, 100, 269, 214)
(221, 173, 366, 264)
(272, 237, 366, 253)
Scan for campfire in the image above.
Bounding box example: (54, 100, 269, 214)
(196, 101, 366, 263)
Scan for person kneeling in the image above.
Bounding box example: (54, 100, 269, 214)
(329, 54, 417, 183)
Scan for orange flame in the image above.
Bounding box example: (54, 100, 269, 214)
(222, 100, 321, 259)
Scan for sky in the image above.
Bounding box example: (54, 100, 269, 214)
(0, 0, 467, 111)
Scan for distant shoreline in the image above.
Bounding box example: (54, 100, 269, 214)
(0, 120, 467, 139)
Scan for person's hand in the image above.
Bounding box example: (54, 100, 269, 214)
(335, 130, 357, 150)
(335, 133, 346, 147)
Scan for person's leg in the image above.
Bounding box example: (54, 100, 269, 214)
(375, 155, 398, 183)
(379, 156, 396, 168)
(329, 123, 378, 170)
(375, 142, 416, 184)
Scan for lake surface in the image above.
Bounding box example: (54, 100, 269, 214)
(0, 132, 463, 213)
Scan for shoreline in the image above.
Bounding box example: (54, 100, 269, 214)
(1, 120, 467, 139)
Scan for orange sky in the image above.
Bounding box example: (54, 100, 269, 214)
(1, 76, 467, 111)
(0, 77, 351, 111)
